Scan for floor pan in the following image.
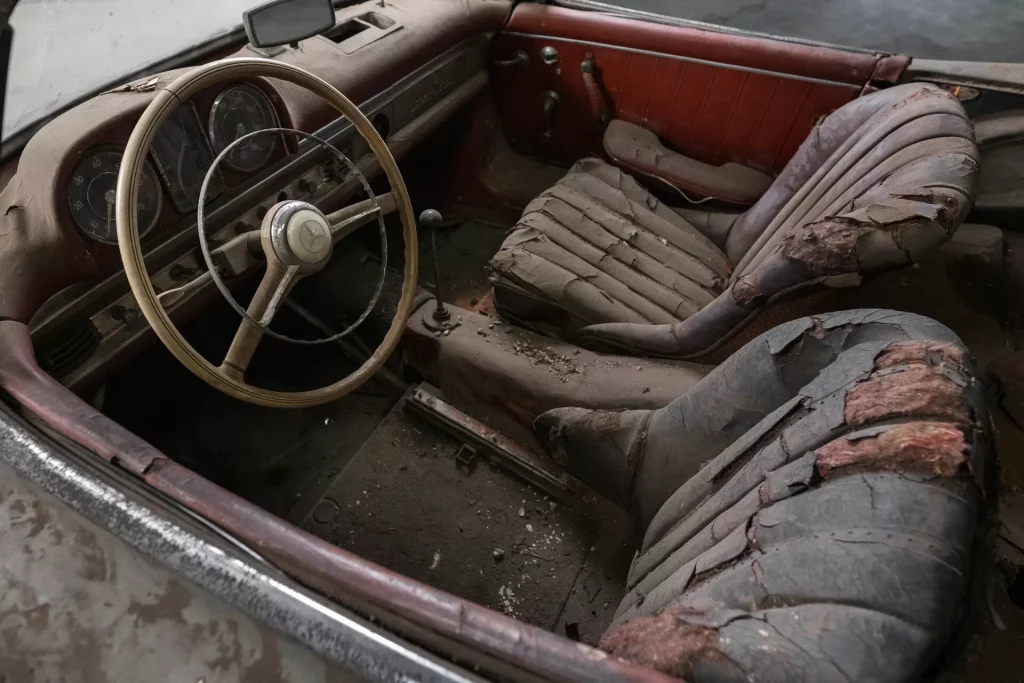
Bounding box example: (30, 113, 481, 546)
(300, 393, 637, 644)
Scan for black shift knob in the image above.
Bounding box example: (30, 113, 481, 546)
(419, 208, 442, 230)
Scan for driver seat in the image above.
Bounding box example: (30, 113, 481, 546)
(489, 83, 979, 359)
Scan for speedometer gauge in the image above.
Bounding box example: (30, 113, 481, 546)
(67, 148, 162, 245)
(150, 102, 225, 214)
(208, 84, 279, 173)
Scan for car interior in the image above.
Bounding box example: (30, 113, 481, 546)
(1, 0, 1022, 680)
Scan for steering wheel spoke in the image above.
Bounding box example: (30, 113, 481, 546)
(219, 261, 300, 381)
(327, 191, 396, 242)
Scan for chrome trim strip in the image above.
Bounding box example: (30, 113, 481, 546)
(500, 31, 862, 89)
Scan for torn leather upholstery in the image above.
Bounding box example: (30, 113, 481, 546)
(490, 84, 979, 358)
(534, 309, 991, 682)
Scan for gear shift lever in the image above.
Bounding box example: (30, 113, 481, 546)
(419, 208, 450, 323)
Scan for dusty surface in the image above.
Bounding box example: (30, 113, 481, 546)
(419, 220, 508, 315)
(407, 304, 709, 450)
(104, 297, 401, 525)
(0, 460, 351, 683)
(300, 396, 635, 642)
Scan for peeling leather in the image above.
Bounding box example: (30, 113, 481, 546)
(532, 311, 991, 682)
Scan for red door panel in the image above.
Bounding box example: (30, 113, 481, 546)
(492, 5, 907, 174)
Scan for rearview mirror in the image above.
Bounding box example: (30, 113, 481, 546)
(243, 0, 336, 48)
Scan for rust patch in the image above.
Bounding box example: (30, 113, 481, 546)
(874, 341, 965, 370)
(845, 366, 971, 426)
(780, 217, 873, 276)
(816, 421, 968, 478)
(600, 611, 724, 678)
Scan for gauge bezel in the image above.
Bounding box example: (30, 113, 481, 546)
(149, 100, 225, 214)
(207, 83, 281, 173)
(67, 146, 163, 246)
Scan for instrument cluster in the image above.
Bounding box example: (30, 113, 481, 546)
(66, 83, 280, 245)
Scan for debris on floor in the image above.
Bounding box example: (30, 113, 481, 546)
(300, 396, 633, 636)
(498, 584, 519, 617)
(508, 338, 580, 382)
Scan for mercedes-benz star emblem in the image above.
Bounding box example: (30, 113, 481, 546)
(300, 220, 327, 253)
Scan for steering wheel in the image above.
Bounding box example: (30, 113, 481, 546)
(116, 58, 418, 408)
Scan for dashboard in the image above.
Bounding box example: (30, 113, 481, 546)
(66, 86, 280, 246)
(4, 0, 508, 393)
(56, 74, 296, 260)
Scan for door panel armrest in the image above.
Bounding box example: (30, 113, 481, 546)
(603, 119, 773, 206)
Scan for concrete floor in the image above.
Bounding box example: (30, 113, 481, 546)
(603, 0, 1024, 62)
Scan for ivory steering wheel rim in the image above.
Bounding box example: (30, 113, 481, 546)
(116, 58, 419, 408)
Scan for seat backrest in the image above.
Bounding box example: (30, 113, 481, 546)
(727, 82, 978, 272)
(579, 84, 980, 359)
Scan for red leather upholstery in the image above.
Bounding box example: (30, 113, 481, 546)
(492, 5, 908, 173)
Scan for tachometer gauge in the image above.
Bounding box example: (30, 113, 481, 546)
(150, 102, 225, 213)
(208, 84, 279, 173)
(67, 148, 162, 245)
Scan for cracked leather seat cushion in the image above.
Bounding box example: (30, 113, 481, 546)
(491, 84, 980, 359)
(534, 309, 992, 682)
(489, 157, 732, 335)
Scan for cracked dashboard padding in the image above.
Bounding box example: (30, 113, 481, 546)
(534, 309, 993, 682)
(491, 83, 980, 360)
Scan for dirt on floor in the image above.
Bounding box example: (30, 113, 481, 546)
(300, 394, 636, 642)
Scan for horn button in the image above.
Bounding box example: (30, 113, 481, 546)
(267, 201, 333, 268)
